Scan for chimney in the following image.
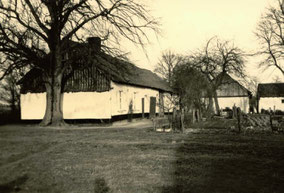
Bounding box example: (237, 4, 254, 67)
(87, 37, 101, 52)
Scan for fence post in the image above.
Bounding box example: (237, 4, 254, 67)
(181, 108, 185, 133)
(270, 112, 273, 132)
(172, 107, 176, 132)
(237, 107, 242, 133)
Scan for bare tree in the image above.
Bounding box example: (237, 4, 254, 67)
(190, 37, 246, 115)
(0, 73, 20, 112)
(0, 0, 159, 126)
(255, 0, 284, 75)
(154, 50, 184, 86)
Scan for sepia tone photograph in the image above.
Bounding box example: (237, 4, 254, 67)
(0, 0, 284, 192)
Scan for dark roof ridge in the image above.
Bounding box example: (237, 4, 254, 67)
(257, 82, 284, 97)
(259, 82, 284, 85)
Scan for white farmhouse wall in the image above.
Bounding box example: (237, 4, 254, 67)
(259, 97, 284, 111)
(62, 92, 111, 119)
(21, 93, 46, 119)
(20, 81, 173, 120)
(110, 81, 160, 116)
(218, 97, 249, 113)
(21, 92, 112, 120)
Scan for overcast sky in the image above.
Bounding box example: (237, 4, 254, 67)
(124, 0, 284, 83)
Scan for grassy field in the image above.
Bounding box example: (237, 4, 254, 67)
(0, 123, 284, 193)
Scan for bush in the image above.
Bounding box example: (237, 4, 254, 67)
(94, 177, 110, 193)
(0, 106, 20, 125)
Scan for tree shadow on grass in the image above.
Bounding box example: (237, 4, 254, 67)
(0, 174, 28, 193)
(162, 135, 284, 193)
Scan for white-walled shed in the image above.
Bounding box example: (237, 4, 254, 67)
(257, 83, 284, 112)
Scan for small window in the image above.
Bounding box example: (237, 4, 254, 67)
(119, 91, 123, 109)
(282, 99, 284, 103)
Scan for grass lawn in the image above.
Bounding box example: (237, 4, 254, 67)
(0, 123, 284, 193)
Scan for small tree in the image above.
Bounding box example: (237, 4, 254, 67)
(255, 0, 284, 75)
(172, 62, 210, 121)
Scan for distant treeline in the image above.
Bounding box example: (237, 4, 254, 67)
(0, 105, 20, 125)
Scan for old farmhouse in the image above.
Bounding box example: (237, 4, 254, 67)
(257, 83, 284, 112)
(215, 73, 251, 113)
(18, 38, 173, 121)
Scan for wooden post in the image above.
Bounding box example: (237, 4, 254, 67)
(142, 98, 145, 119)
(232, 104, 237, 119)
(181, 108, 185, 133)
(273, 105, 276, 113)
(237, 107, 241, 132)
(270, 112, 273, 132)
(172, 107, 176, 131)
(149, 97, 156, 119)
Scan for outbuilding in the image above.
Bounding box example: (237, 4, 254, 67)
(215, 73, 251, 113)
(257, 83, 284, 112)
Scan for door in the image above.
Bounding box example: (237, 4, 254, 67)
(149, 97, 156, 118)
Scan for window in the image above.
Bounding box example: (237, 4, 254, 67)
(282, 99, 284, 104)
(119, 91, 123, 109)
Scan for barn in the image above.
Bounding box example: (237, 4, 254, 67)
(257, 83, 284, 112)
(214, 73, 251, 113)
(18, 39, 173, 121)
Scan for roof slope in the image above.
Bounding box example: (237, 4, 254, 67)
(215, 73, 251, 97)
(108, 58, 172, 92)
(258, 83, 284, 97)
(18, 51, 172, 93)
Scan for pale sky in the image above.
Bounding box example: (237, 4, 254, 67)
(124, 0, 284, 83)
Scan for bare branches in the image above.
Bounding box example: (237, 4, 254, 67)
(0, 1, 48, 41)
(154, 50, 185, 85)
(0, 0, 159, 80)
(24, 0, 49, 35)
(255, 0, 284, 75)
(190, 37, 246, 82)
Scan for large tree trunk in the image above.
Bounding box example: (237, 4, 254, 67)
(206, 96, 214, 118)
(40, 41, 66, 126)
(40, 73, 65, 126)
(50, 73, 65, 126)
(40, 78, 52, 126)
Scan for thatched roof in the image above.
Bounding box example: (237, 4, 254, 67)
(18, 47, 172, 93)
(82, 52, 172, 92)
(257, 83, 284, 97)
(108, 58, 172, 92)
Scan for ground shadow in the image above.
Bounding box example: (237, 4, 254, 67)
(161, 134, 284, 193)
(0, 174, 28, 193)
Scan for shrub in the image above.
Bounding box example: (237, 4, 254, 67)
(94, 177, 110, 193)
